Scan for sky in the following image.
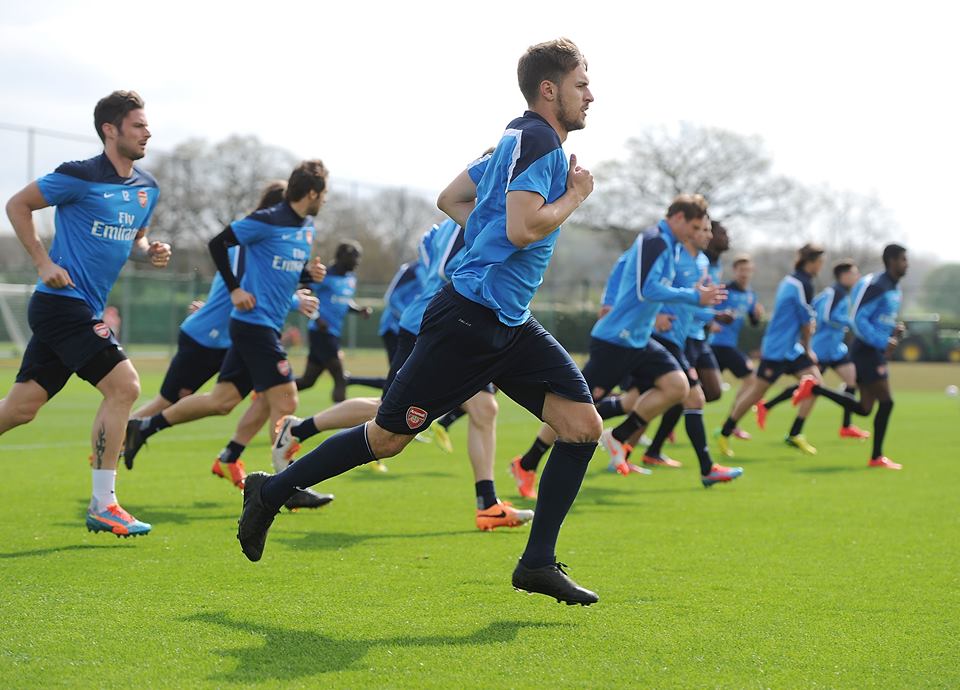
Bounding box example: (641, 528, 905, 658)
(1, 0, 958, 261)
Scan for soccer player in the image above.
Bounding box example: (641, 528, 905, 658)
(0, 90, 169, 536)
(238, 38, 602, 605)
(377, 261, 421, 368)
(710, 254, 764, 436)
(714, 244, 826, 458)
(510, 197, 726, 493)
(123, 163, 327, 486)
(790, 245, 909, 469)
(757, 259, 870, 439)
(295, 240, 372, 402)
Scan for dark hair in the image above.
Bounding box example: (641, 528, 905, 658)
(517, 38, 585, 105)
(666, 194, 709, 220)
(256, 180, 286, 210)
(732, 254, 752, 269)
(882, 243, 906, 267)
(795, 243, 825, 271)
(285, 160, 329, 202)
(94, 90, 145, 143)
(335, 240, 362, 262)
(833, 258, 856, 281)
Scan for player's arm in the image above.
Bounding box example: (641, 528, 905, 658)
(349, 301, 372, 317)
(640, 250, 723, 307)
(4, 182, 72, 288)
(794, 291, 817, 359)
(208, 225, 254, 311)
(506, 154, 593, 248)
(129, 229, 172, 267)
(291, 288, 318, 317)
(437, 170, 479, 229)
(853, 290, 892, 350)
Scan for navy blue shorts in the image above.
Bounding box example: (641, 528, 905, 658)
(376, 285, 591, 434)
(16, 292, 127, 398)
(817, 353, 853, 373)
(756, 354, 816, 384)
(581, 338, 652, 400)
(307, 328, 341, 364)
(159, 330, 228, 402)
(217, 319, 282, 394)
(685, 338, 719, 371)
(713, 345, 754, 379)
(620, 336, 686, 392)
(384, 328, 417, 394)
(382, 331, 399, 366)
(851, 340, 888, 385)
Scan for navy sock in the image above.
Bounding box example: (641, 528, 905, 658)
(683, 409, 714, 475)
(872, 400, 894, 458)
(612, 412, 646, 444)
(219, 440, 245, 463)
(812, 384, 866, 415)
(789, 416, 806, 437)
(140, 413, 171, 439)
(260, 424, 375, 510)
(842, 386, 856, 427)
(647, 405, 682, 458)
(439, 407, 466, 429)
(292, 416, 319, 441)
(721, 416, 737, 437)
(595, 396, 624, 420)
(520, 441, 596, 569)
(764, 385, 797, 410)
(519, 437, 551, 472)
(475, 480, 498, 510)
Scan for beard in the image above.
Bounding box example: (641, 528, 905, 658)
(117, 140, 145, 161)
(556, 92, 586, 132)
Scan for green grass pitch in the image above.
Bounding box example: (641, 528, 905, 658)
(0, 353, 958, 688)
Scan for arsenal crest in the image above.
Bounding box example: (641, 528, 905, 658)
(138, 189, 148, 207)
(406, 406, 427, 429)
(93, 322, 111, 339)
(277, 359, 291, 376)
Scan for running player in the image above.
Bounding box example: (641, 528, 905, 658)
(790, 245, 908, 469)
(295, 240, 372, 401)
(714, 244, 825, 458)
(0, 90, 169, 536)
(238, 38, 602, 604)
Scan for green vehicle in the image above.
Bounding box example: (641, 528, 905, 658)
(893, 315, 960, 363)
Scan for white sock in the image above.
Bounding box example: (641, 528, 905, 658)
(91, 469, 117, 512)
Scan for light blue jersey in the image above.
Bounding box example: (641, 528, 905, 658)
(35, 153, 159, 317)
(760, 270, 816, 361)
(690, 257, 723, 342)
(657, 246, 709, 348)
(400, 220, 465, 335)
(379, 262, 421, 337)
(451, 111, 568, 326)
(711, 281, 758, 349)
(309, 270, 357, 337)
(591, 220, 701, 348)
(230, 202, 314, 332)
(811, 284, 851, 363)
(600, 251, 629, 308)
(850, 272, 902, 351)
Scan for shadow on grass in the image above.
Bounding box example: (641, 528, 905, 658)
(184, 610, 567, 681)
(792, 465, 862, 474)
(274, 528, 473, 553)
(345, 468, 457, 482)
(0, 543, 125, 559)
(62, 499, 236, 528)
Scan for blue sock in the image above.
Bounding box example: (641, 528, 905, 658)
(520, 441, 596, 569)
(260, 424, 375, 510)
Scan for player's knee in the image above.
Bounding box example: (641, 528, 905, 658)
(276, 395, 298, 417)
(212, 391, 242, 416)
(569, 407, 603, 443)
(661, 373, 689, 402)
(7, 401, 40, 426)
(685, 385, 706, 409)
(370, 431, 411, 459)
(108, 376, 141, 406)
(702, 381, 721, 403)
(473, 395, 498, 426)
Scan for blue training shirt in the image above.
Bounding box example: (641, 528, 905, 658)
(811, 284, 851, 362)
(850, 272, 902, 351)
(689, 255, 722, 342)
(711, 281, 758, 349)
(35, 153, 160, 317)
(229, 201, 314, 332)
(399, 220, 465, 336)
(451, 111, 568, 326)
(760, 269, 816, 361)
(657, 246, 709, 348)
(600, 251, 629, 308)
(309, 268, 357, 337)
(379, 262, 421, 336)
(591, 220, 701, 349)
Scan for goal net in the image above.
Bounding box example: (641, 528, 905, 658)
(0, 282, 35, 357)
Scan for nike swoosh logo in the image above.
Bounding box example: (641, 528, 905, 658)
(480, 511, 507, 519)
(103, 193, 114, 198)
